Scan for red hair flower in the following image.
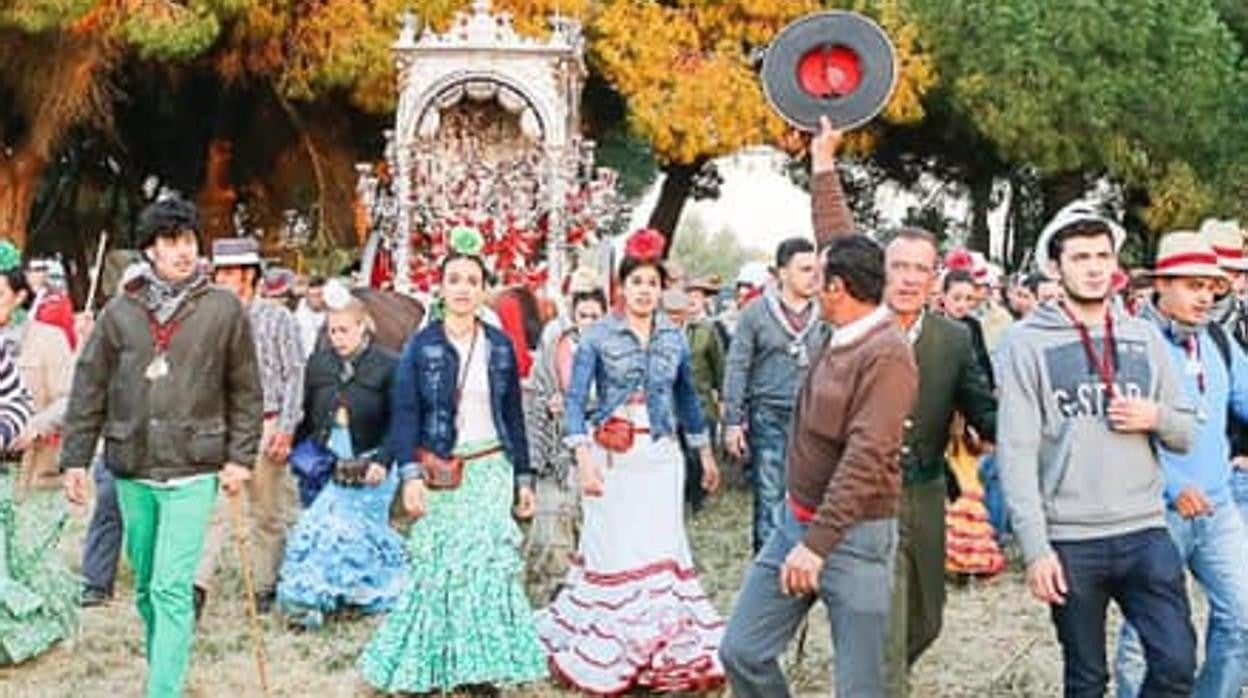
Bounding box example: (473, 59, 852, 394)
(624, 228, 666, 262)
(944, 248, 974, 272)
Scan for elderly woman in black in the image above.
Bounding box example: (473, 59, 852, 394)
(276, 290, 406, 628)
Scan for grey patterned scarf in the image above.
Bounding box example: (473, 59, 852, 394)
(140, 267, 206, 325)
(1139, 297, 1204, 345)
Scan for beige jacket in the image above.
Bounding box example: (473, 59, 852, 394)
(16, 320, 73, 490)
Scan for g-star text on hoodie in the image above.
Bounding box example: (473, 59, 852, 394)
(1045, 338, 1152, 419)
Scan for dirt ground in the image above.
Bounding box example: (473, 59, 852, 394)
(2, 482, 1202, 698)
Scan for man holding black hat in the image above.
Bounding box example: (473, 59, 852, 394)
(195, 237, 305, 615)
(60, 197, 263, 698)
(811, 118, 997, 698)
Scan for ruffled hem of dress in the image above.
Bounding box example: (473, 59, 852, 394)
(537, 559, 725, 695)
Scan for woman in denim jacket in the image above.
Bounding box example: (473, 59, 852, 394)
(358, 228, 547, 694)
(537, 229, 725, 695)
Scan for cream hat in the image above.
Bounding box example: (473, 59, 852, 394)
(1151, 231, 1227, 279)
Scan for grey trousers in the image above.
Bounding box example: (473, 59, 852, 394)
(720, 504, 899, 697)
(82, 460, 123, 594)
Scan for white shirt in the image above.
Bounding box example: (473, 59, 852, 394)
(827, 305, 893, 350)
(450, 332, 498, 446)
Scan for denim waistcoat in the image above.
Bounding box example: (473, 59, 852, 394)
(390, 321, 532, 487)
(563, 312, 709, 449)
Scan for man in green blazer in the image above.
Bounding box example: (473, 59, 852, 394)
(811, 121, 998, 698)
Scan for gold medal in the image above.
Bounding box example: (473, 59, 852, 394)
(145, 354, 169, 381)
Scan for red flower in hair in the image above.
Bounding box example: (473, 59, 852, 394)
(944, 248, 973, 271)
(624, 228, 666, 262)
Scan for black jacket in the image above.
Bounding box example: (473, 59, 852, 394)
(298, 341, 397, 464)
(60, 282, 263, 480)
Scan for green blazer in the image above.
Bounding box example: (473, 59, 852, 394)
(902, 313, 997, 485)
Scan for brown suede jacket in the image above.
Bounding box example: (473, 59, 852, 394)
(786, 315, 918, 557)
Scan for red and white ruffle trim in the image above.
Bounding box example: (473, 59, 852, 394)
(537, 559, 726, 695)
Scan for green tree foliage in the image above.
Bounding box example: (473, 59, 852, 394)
(670, 212, 761, 284)
(908, 0, 1248, 232)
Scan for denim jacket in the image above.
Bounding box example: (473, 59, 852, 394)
(564, 312, 708, 449)
(389, 321, 532, 487)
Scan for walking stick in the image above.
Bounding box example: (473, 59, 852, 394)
(228, 494, 270, 695)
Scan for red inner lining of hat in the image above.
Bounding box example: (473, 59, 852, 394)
(797, 45, 863, 98)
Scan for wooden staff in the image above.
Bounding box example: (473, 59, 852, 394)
(84, 231, 109, 312)
(228, 494, 270, 695)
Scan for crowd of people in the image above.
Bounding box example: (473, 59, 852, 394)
(3, 121, 1248, 698)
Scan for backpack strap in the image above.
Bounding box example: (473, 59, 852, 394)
(1209, 321, 1232, 372)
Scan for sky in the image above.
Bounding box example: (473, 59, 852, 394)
(626, 147, 1013, 261)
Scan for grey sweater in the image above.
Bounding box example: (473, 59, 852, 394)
(996, 301, 1197, 564)
(721, 290, 827, 426)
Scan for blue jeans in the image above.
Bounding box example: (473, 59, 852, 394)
(720, 504, 898, 697)
(979, 453, 1010, 539)
(747, 405, 793, 553)
(1115, 506, 1248, 697)
(1231, 469, 1248, 526)
(1050, 528, 1195, 698)
(82, 460, 123, 595)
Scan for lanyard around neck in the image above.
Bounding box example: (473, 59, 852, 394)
(1060, 302, 1118, 397)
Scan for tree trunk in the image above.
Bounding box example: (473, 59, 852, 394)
(1039, 171, 1088, 221)
(967, 174, 993, 255)
(648, 161, 703, 257)
(0, 151, 46, 247)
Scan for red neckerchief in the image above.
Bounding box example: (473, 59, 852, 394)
(146, 311, 180, 353)
(1060, 302, 1118, 397)
(1185, 336, 1206, 394)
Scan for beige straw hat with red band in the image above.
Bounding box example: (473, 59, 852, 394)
(1199, 218, 1248, 272)
(1151, 231, 1228, 279)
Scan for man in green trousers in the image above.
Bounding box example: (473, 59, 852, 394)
(61, 197, 263, 698)
(810, 118, 997, 697)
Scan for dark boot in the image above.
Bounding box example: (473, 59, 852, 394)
(80, 586, 111, 608)
(255, 589, 276, 615)
(193, 585, 207, 622)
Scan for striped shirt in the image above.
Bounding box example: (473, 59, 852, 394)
(0, 345, 34, 447)
(248, 299, 305, 434)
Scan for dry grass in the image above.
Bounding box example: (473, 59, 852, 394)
(5, 483, 1196, 698)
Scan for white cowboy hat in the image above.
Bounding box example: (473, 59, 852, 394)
(1034, 201, 1127, 277)
(1150, 231, 1227, 279)
(1199, 218, 1248, 272)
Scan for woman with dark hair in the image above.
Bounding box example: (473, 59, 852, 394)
(358, 226, 546, 694)
(537, 229, 725, 695)
(0, 243, 75, 494)
(524, 285, 607, 602)
(276, 293, 407, 628)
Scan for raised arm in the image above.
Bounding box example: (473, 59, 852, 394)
(810, 117, 855, 246)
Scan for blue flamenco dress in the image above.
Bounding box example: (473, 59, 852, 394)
(276, 414, 408, 628)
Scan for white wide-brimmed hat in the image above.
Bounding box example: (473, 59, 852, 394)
(1034, 201, 1127, 276)
(1151, 231, 1227, 279)
(1199, 218, 1248, 272)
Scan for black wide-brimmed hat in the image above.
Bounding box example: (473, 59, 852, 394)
(761, 11, 898, 132)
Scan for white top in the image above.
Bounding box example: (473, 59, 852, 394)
(451, 331, 498, 445)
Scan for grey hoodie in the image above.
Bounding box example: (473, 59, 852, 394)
(996, 300, 1197, 564)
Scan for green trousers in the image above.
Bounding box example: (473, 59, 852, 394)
(884, 477, 948, 698)
(115, 476, 218, 698)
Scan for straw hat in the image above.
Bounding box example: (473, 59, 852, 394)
(1199, 218, 1248, 272)
(686, 274, 722, 294)
(1151, 231, 1227, 279)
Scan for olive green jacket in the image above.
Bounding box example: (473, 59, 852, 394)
(903, 313, 997, 485)
(686, 319, 725, 423)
